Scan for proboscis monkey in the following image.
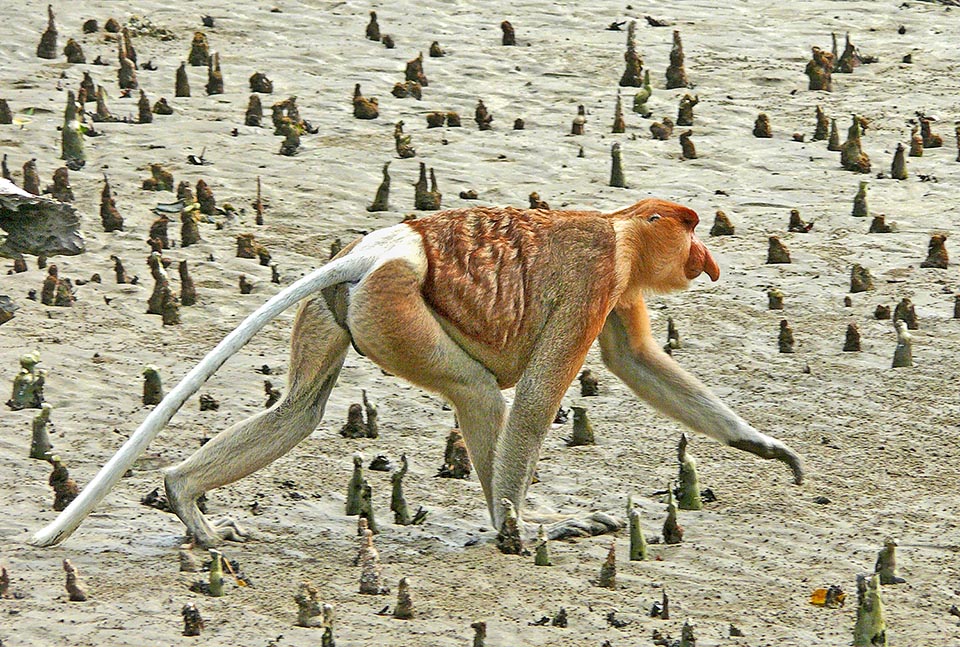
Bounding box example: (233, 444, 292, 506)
(30, 198, 803, 549)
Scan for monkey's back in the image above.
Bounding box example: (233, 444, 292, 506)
(407, 207, 618, 357)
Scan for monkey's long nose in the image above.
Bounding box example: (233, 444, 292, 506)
(686, 236, 720, 281)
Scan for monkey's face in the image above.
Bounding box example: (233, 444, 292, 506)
(629, 200, 719, 292)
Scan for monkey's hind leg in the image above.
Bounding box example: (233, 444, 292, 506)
(164, 296, 350, 547)
(346, 259, 507, 522)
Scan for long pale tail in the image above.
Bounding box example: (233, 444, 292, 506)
(29, 253, 373, 547)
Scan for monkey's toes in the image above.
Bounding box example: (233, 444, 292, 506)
(213, 518, 249, 542)
(545, 512, 624, 540)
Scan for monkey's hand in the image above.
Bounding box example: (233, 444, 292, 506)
(729, 436, 804, 485)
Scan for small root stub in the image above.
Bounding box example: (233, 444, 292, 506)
(909, 126, 923, 157)
(394, 577, 414, 619)
(143, 366, 163, 405)
(840, 115, 871, 173)
(852, 181, 869, 217)
(37, 5, 58, 59)
(429, 41, 444, 57)
(778, 319, 795, 353)
(471, 621, 487, 647)
(138, 90, 153, 124)
(205, 52, 223, 95)
(892, 320, 913, 368)
(49, 456, 79, 512)
(766, 236, 791, 264)
(571, 104, 586, 135)
(676, 433, 702, 511)
(596, 541, 617, 589)
(295, 581, 323, 627)
(47, 167, 73, 203)
(475, 99, 493, 130)
(920, 233, 948, 269)
(30, 403, 53, 460)
(207, 549, 225, 597)
(529, 192, 549, 210)
(496, 498, 524, 555)
(676, 94, 698, 127)
(619, 21, 643, 87)
(768, 288, 784, 310)
(662, 489, 684, 544)
(813, 105, 830, 141)
(394, 121, 415, 158)
(63, 38, 84, 64)
(61, 91, 84, 163)
(359, 529, 389, 594)
(650, 589, 670, 619)
(413, 163, 442, 210)
(340, 403, 366, 438)
(874, 304, 891, 320)
(853, 574, 886, 646)
(249, 72, 273, 94)
(805, 46, 834, 91)
(890, 143, 908, 180)
(359, 479, 378, 533)
(679, 130, 696, 159)
(568, 405, 595, 446)
(367, 162, 391, 212)
(788, 209, 813, 233)
(827, 118, 841, 151)
(610, 143, 626, 188)
(245, 94, 263, 127)
(405, 52, 428, 86)
(954, 295, 960, 320)
(650, 116, 674, 140)
(437, 428, 471, 478)
(920, 114, 942, 148)
(633, 69, 652, 117)
(63, 559, 87, 602)
(579, 368, 599, 396)
(612, 93, 626, 133)
(353, 84, 379, 119)
(893, 297, 918, 330)
(501, 20, 516, 46)
(843, 323, 862, 352)
(710, 210, 734, 236)
(263, 380, 280, 408)
(365, 11, 380, 41)
(182, 603, 204, 636)
(665, 30, 690, 89)
(189, 32, 210, 66)
(142, 163, 174, 191)
(850, 264, 874, 293)
(346, 453, 364, 515)
(875, 537, 906, 585)
(534, 525, 551, 566)
(176, 62, 190, 97)
(627, 498, 647, 561)
(391, 454, 426, 526)
(753, 113, 772, 138)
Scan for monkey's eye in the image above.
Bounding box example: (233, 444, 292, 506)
(648, 213, 662, 222)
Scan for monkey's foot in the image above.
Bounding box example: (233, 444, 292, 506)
(530, 512, 624, 541)
(186, 518, 249, 548)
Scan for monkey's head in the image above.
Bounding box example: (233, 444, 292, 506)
(620, 199, 720, 292)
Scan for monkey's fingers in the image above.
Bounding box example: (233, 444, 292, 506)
(729, 438, 804, 485)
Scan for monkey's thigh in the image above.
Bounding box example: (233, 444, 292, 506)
(345, 259, 496, 396)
